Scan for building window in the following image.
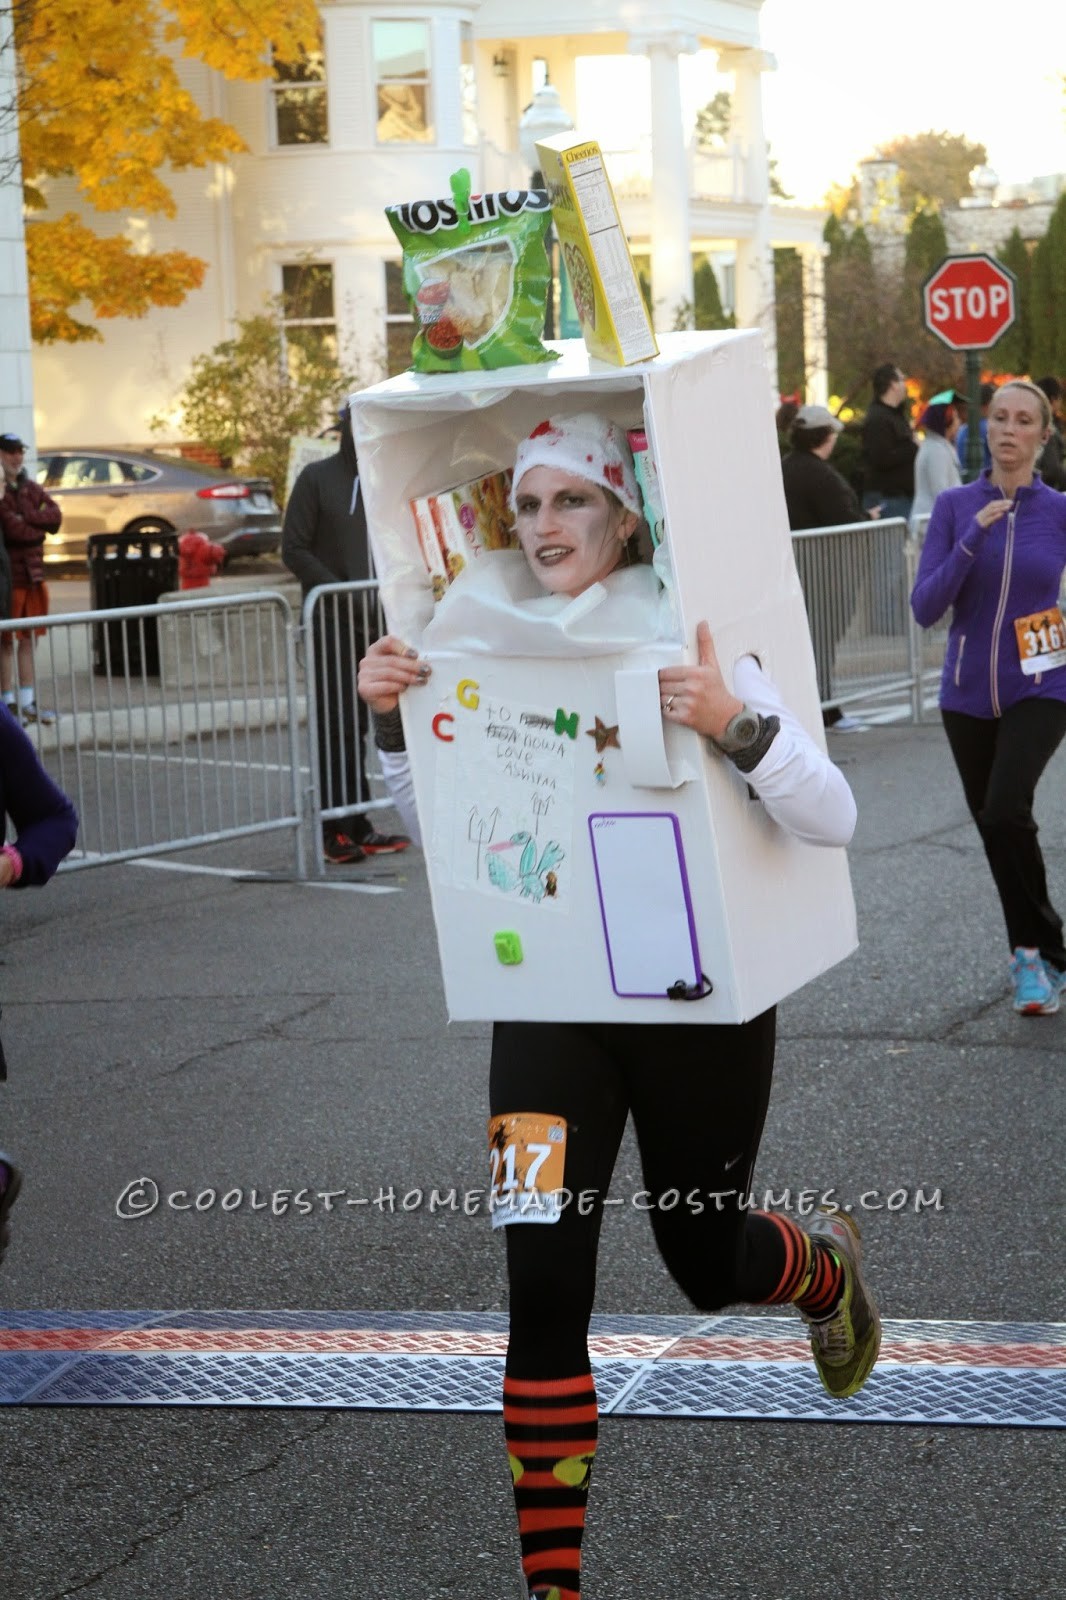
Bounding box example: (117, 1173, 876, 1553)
(271, 40, 328, 146)
(460, 24, 478, 147)
(281, 263, 337, 368)
(373, 20, 433, 144)
(384, 261, 415, 377)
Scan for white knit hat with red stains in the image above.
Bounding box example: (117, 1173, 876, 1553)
(510, 413, 643, 519)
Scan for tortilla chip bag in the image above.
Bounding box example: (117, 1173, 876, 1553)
(386, 168, 559, 373)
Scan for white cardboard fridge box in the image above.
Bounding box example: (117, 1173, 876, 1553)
(350, 331, 857, 1023)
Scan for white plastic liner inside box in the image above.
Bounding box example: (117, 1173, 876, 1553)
(350, 332, 857, 1023)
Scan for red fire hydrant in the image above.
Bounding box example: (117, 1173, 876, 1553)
(178, 531, 226, 589)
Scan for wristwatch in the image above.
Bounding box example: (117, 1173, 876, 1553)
(711, 704, 762, 755)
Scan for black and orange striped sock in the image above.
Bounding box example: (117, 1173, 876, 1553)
(503, 1371, 598, 1600)
(756, 1212, 845, 1319)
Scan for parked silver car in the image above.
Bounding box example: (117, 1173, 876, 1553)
(33, 448, 282, 566)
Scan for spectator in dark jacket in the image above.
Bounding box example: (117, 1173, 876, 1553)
(860, 365, 916, 633)
(861, 364, 917, 517)
(783, 405, 873, 731)
(0, 701, 78, 1264)
(1035, 376, 1066, 491)
(282, 405, 409, 865)
(0, 434, 61, 727)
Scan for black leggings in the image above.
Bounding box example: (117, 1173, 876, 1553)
(942, 700, 1066, 968)
(490, 1013, 785, 1379)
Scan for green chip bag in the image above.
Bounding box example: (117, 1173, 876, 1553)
(386, 169, 559, 373)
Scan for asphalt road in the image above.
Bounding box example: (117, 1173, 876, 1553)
(0, 722, 1063, 1600)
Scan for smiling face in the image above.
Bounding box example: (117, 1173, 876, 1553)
(987, 384, 1051, 476)
(513, 466, 639, 598)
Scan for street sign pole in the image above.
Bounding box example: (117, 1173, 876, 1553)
(921, 255, 1016, 484)
(965, 348, 983, 484)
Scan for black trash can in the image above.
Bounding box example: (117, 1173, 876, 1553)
(87, 531, 180, 676)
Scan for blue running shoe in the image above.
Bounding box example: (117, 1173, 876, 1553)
(1010, 948, 1058, 1015)
(1044, 960, 1066, 998)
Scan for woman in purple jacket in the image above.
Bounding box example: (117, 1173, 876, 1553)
(911, 380, 1066, 1014)
(0, 703, 78, 1262)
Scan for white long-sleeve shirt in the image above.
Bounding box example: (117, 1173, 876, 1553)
(380, 652, 855, 853)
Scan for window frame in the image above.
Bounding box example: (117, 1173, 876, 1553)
(383, 259, 415, 378)
(268, 38, 330, 150)
(372, 18, 435, 147)
(279, 261, 339, 368)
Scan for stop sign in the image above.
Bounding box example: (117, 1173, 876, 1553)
(922, 254, 1016, 350)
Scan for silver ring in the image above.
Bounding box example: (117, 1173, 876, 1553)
(665, 695, 676, 711)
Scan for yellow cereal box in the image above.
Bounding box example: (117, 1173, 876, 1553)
(535, 132, 658, 367)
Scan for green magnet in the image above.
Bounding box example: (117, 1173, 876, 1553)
(494, 931, 524, 965)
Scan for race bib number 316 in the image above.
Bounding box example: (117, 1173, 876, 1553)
(1014, 608, 1066, 676)
(487, 1112, 567, 1229)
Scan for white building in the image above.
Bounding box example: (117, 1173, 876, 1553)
(25, 0, 829, 453)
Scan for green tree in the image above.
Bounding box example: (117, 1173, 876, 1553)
(693, 91, 790, 198)
(157, 299, 364, 502)
(773, 248, 804, 395)
(1030, 193, 1066, 375)
(670, 256, 735, 333)
(898, 204, 959, 391)
(695, 91, 731, 149)
(12, 0, 322, 342)
(876, 130, 988, 212)
(824, 220, 899, 402)
(693, 257, 734, 330)
(994, 227, 1032, 374)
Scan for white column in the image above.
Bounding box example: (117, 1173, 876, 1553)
(801, 244, 829, 406)
(633, 31, 696, 332)
(0, 9, 35, 449)
(719, 47, 777, 391)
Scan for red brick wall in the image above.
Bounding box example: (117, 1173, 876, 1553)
(175, 442, 227, 469)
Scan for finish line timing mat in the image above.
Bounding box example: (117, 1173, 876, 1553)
(1, 1312, 1062, 1426)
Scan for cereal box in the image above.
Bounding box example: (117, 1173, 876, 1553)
(535, 132, 658, 367)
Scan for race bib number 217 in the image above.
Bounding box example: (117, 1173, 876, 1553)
(487, 1112, 567, 1229)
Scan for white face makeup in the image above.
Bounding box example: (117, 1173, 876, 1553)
(987, 385, 1050, 474)
(513, 466, 637, 598)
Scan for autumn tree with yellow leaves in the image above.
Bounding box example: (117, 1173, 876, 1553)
(9, 0, 321, 342)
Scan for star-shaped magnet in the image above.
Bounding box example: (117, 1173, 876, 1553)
(586, 716, 620, 753)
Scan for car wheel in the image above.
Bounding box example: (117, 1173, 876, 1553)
(123, 517, 175, 539)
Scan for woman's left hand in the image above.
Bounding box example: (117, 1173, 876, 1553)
(658, 621, 744, 741)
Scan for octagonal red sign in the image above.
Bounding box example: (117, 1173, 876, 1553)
(922, 254, 1016, 351)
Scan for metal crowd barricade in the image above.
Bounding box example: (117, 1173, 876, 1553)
(301, 580, 390, 876)
(2, 592, 306, 875)
(791, 515, 945, 724)
(907, 513, 951, 724)
(0, 527, 948, 885)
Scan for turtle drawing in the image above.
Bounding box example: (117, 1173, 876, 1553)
(486, 832, 565, 903)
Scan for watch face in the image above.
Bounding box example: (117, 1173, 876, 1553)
(731, 714, 760, 745)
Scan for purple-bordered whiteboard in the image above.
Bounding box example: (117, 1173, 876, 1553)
(588, 813, 702, 998)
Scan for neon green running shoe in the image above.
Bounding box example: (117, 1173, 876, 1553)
(801, 1209, 882, 1399)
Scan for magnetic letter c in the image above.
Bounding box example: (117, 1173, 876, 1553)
(432, 713, 455, 742)
(457, 679, 480, 710)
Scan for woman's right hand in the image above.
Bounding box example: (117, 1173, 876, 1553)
(974, 495, 1013, 531)
(357, 635, 431, 713)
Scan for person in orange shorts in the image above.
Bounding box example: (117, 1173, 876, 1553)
(0, 434, 61, 726)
